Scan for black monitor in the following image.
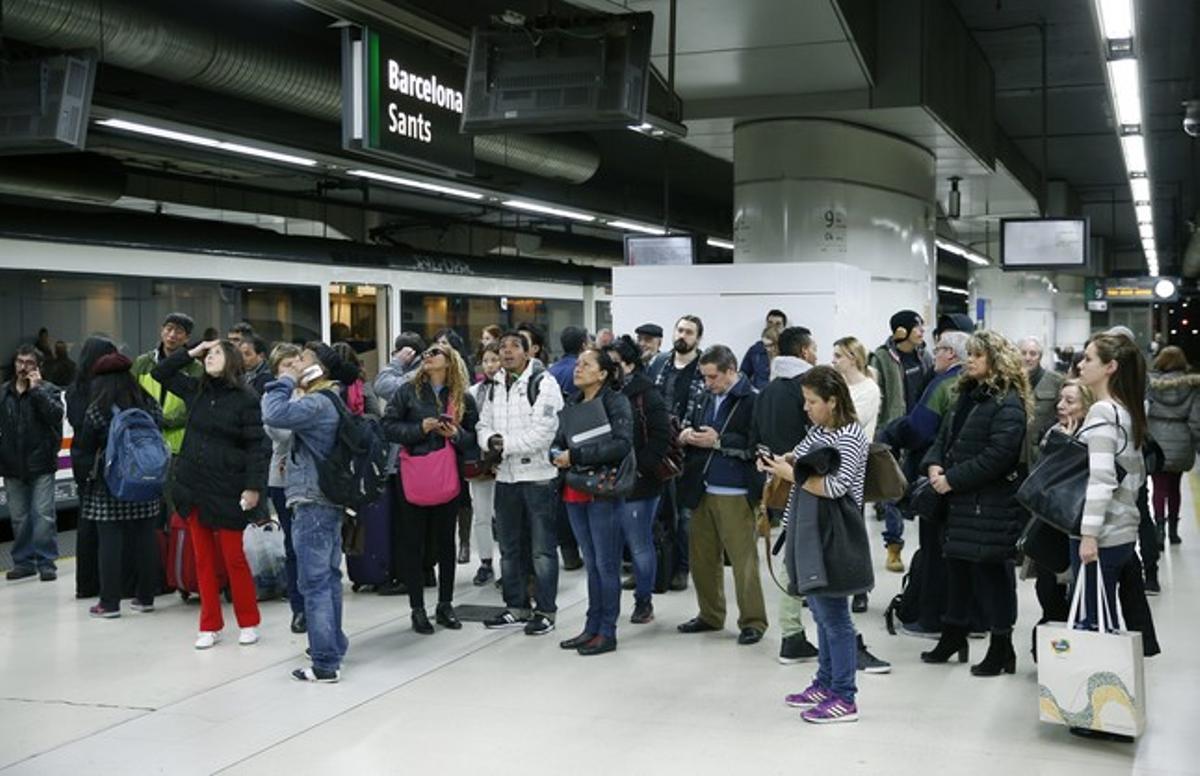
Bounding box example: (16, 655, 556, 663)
(1000, 218, 1089, 270)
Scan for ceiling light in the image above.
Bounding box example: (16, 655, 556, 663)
(1130, 177, 1151, 201)
(935, 237, 989, 266)
(96, 118, 318, 167)
(503, 200, 596, 222)
(1120, 133, 1147, 173)
(707, 237, 735, 250)
(937, 285, 970, 297)
(1107, 58, 1143, 127)
(1135, 204, 1152, 222)
(608, 220, 666, 235)
(346, 169, 483, 200)
(1095, 0, 1135, 40)
(1145, 249, 1158, 261)
(1139, 224, 1156, 240)
(626, 115, 688, 141)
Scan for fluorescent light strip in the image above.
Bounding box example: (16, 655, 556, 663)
(1096, 0, 1135, 39)
(935, 237, 990, 266)
(707, 237, 735, 250)
(1107, 58, 1143, 127)
(937, 285, 970, 297)
(346, 169, 483, 200)
(608, 220, 666, 235)
(1130, 177, 1151, 202)
(502, 200, 596, 222)
(96, 118, 317, 167)
(1135, 204, 1153, 223)
(1120, 133, 1147, 174)
(1139, 224, 1155, 240)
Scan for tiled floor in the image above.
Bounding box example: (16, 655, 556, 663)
(1, 487, 1196, 776)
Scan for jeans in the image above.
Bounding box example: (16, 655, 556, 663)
(494, 480, 558, 617)
(807, 595, 857, 704)
(879, 500, 905, 548)
(1069, 540, 1135, 631)
(269, 487, 304, 616)
(292, 502, 349, 673)
(7, 474, 58, 571)
(675, 505, 691, 574)
(619, 496, 659, 604)
(97, 517, 158, 610)
(567, 498, 624, 638)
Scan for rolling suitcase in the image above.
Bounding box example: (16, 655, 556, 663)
(346, 482, 394, 592)
(167, 512, 229, 602)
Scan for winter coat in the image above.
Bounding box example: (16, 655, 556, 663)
(553, 385, 634, 499)
(678, 375, 759, 510)
(623, 372, 671, 501)
(751, 364, 811, 456)
(1025, 367, 1065, 467)
(0, 380, 64, 480)
(475, 362, 564, 483)
(244, 361, 273, 396)
(870, 340, 933, 431)
(740, 341, 772, 392)
(260, 377, 340, 509)
(382, 380, 480, 486)
(74, 400, 165, 522)
(152, 350, 271, 530)
(1146, 371, 1200, 472)
(921, 384, 1027, 563)
(648, 352, 706, 421)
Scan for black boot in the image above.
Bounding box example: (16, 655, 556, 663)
(1168, 517, 1182, 545)
(1144, 563, 1161, 595)
(435, 602, 462, 630)
(1155, 519, 1166, 550)
(411, 609, 434, 635)
(970, 632, 1016, 676)
(920, 625, 969, 664)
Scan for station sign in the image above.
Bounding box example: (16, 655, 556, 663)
(342, 27, 474, 176)
(1085, 276, 1179, 305)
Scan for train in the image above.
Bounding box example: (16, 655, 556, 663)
(0, 205, 613, 518)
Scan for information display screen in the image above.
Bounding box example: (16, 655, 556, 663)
(1000, 218, 1088, 269)
(624, 235, 694, 266)
(342, 27, 474, 176)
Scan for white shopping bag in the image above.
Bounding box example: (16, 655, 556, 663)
(1036, 563, 1146, 737)
(244, 521, 288, 601)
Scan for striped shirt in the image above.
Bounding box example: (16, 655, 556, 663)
(1080, 400, 1145, 547)
(783, 422, 870, 520)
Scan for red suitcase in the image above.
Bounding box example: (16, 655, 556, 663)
(167, 512, 229, 602)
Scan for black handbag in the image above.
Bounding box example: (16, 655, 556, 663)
(565, 450, 637, 498)
(910, 477, 946, 524)
(1015, 418, 1127, 537)
(1016, 515, 1070, 573)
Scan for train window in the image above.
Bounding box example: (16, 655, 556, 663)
(400, 291, 583, 362)
(329, 283, 389, 380)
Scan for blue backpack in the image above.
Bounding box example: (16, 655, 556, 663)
(105, 407, 170, 502)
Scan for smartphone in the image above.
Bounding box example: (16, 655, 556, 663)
(439, 412, 454, 424)
(755, 444, 773, 462)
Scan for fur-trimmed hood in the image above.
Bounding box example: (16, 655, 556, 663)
(1149, 371, 1200, 408)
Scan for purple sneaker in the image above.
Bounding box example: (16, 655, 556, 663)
(784, 682, 831, 708)
(801, 695, 859, 724)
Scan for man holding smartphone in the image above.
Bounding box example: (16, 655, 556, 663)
(1, 345, 65, 581)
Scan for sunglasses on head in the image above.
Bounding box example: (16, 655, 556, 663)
(424, 347, 446, 359)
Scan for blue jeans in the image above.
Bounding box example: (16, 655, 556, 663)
(494, 480, 559, 617)
(880, 500, 905, 548)
(807, 594, 858, 704)
(269, 487, 304, 616)
(1069, 540, 1135, 631)
(292, 502, 349, 673)
(8, 474, 58, 571)
(567, 498, 625, 638)
(620, 496, 659, 604)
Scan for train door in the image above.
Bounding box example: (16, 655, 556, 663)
(328, 283, 391, 380)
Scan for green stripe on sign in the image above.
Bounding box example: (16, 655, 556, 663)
(369, 31, 380, 148)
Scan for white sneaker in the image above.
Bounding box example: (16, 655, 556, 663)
(194, 631, 221, 650)
(238, 627, 260, 646)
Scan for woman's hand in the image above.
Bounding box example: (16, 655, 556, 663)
(435, 421, 458, 439)
(239, 490, 260, 510)
(421, 417, 442, 434)
(188, 340, 220, 359)
(1078, 535, 1099, 564)
(553, 450, 572, 469)
(930, 471, 953, 495)
(756, 453, 794, 483)
(927, 465, 945, 480)
(1060, 416, 1081, 436)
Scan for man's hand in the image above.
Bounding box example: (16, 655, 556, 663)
(26, 367, 42, 389)
(689, 426, 720, 449)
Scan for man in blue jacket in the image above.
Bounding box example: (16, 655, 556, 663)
(739, 309, 787, 391)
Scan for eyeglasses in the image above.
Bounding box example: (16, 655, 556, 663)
(15, 358, 39, 367)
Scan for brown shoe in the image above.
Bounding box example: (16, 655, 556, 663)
(886, 544, 905, 573)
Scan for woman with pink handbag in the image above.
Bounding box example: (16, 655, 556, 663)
(382, 345, 478, 635)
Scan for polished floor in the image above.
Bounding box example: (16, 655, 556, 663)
(1, 483, 1197, 776)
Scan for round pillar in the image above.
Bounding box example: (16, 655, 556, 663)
(733, 118, 937, 325)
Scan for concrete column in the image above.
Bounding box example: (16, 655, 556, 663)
(733, 118, 937, 325)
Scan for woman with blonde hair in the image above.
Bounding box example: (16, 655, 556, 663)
(832, 336, 881, 441)
(920, 330, 1029, 676)
(382, 344, 479, 634)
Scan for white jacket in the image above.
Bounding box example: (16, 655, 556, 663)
(475, 363, 563, 483)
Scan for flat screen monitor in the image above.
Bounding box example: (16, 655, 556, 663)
(1000, 218, 1089, 269)
(624, 235, 694, 266)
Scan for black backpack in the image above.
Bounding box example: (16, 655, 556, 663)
(311, 390, 389, 513)
(883, 547, 924, 635)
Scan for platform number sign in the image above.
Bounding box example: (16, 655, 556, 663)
(820, 207, 847, 254)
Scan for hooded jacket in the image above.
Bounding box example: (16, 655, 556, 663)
(475, 361, 564, 483)
(751, 358, 811, 456)
(1146, 371, 1200, 472)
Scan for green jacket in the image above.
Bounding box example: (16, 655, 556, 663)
(133, 346, 202, 454)
(870, 340, 933, 432)
(1025, 367, 1065, 466)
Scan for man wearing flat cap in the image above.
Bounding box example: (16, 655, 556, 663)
(634, 323, 664, 367)
(133, 312, 203, 455)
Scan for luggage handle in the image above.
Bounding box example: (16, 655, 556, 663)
(1067, 560, 1126, 634)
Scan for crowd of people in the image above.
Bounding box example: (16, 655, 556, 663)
(0, 304, 1185, 724)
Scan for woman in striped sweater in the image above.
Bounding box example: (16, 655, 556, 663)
(1073, 333, 1147, 629)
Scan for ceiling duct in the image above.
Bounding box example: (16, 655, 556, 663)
(3, 0, 600, 183)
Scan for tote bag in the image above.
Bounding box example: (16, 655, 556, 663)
(1016, 419, 1126, 536)
(863, 443, 907, 503)
(1036, 564, 1146, 738)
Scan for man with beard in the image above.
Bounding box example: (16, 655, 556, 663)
(648, 315, 707, 590)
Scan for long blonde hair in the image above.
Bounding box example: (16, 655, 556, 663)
(833, 336, 870, 374)
(963, 330, 1032, 413)
(414, 346, 469, 423)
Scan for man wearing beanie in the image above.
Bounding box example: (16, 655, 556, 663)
(868, 309, 934, 577)
(132, 312, 202, 455)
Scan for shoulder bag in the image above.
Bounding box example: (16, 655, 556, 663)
(863, 442, 907, 503)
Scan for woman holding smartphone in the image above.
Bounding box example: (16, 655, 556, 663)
(382, 345, 479, 634)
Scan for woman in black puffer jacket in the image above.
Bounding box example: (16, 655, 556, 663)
(921, 330, 1030, 677)
(153, 339, 270, 650)
(605, 335, 671, 625)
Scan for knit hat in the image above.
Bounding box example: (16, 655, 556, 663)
(91, 352, 132, 376)
(162, 312, 195, 335)
(934, 313, 975, 338)
(634, 323, 663, 338)
(308, 343, 344, 382)
(889, 310, 923, 340)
